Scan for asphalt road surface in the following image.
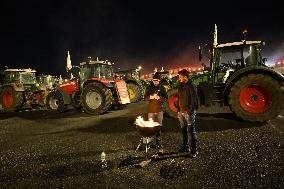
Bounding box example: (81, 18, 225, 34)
(0, 102, 283, 189)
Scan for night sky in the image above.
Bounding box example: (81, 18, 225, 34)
(2, 1, 284, 76)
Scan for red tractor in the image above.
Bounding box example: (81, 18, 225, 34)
(46, 58, 130, 115)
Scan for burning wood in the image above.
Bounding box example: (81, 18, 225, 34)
(135, 116, 159, 127)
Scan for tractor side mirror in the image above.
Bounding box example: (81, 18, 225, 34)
(198, 46, 202, 61)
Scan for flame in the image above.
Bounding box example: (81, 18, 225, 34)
(135, 116, 158, 127)
(148, 118, 154, 127)
(135, 116, 144, 126)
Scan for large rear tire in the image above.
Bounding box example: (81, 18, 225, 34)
(46, 90, 67, 112)
(1, 86, 23, 111)
(127, 82, 141, 103)
(81, 83, 112, 115)
(164, 89, 179, 118)
(229, 74, 284, 122)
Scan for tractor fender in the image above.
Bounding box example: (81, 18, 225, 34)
(3, 83, 25, 92)
(223, 66, 284, 104)
(57, 88, 72, 105)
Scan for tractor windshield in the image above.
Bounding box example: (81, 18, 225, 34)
(80, 63, 113, 81)
(217, 45, 260, 69)
(20, 72, 36, 84)
(100, 64, 113, 79)
(4, 71, 21, 83)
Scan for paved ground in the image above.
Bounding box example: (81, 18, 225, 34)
(0, 102, 283, 189)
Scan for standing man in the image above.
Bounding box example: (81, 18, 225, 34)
(144, 73, 167, 149)
(177, 69, 198, 157)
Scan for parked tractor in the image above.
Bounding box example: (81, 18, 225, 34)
(37, 75, 60, 91)
(164, 25, 284, 122)
(0, 68, 46, 111)
(46, 58, 130, 115)
(115, 68, 146, 102)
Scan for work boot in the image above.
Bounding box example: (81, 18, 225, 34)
(191, 150, 198, 158)
(178, 145, 190, 153)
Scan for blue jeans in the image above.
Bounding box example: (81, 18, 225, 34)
(178, 111, 197, 151)
(148, 112, 163, 144)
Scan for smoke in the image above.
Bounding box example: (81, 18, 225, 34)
(264, 41, 284, 66)
(116, 44, 200, 74)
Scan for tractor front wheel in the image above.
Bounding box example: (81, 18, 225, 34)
(229, 74, 284, 122)
(46, 90, 67, 112)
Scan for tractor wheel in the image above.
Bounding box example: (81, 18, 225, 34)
(46, 90, 67, 112)
(229, 74, 284, 122)
(1, 86, 23, 111)
(34, 90, 46, 107)
(81, 83, 112, 115)
(127, 82, 141, 103)
(164, 88, 179, 118)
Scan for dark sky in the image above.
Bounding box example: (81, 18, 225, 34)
(1, 1, 284, 75)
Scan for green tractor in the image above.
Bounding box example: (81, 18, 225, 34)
(0, 68, 47, 111)
(165, 26, 284, 122)
(115, 68, 146, 102)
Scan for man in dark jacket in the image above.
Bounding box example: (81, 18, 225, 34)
(144, 73, 167, 148)
(177, 69, 198, 157)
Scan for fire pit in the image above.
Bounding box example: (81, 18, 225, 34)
(134, 116, 160, 158)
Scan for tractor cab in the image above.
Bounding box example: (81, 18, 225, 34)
(79, 59, 114, 82)
(211, 41, 265, 85)
(3, 69, 37, 85)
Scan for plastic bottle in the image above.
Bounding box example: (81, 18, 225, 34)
(100, 152, 107, 169)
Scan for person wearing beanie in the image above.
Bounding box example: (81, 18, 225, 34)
(144, 73, 167, 149)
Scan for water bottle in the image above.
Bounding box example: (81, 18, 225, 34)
(100, 152, 108, 169)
